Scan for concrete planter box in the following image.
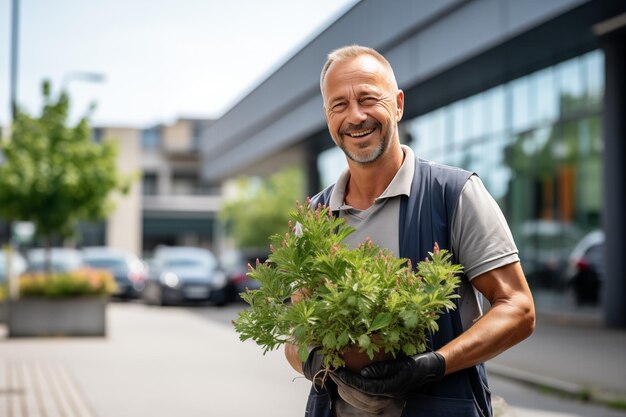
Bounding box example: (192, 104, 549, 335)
(0, 300, 6, 324)
(8, 297, 107, 337)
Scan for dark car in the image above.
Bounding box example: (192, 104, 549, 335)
(143, 246, 228, 306)
(515, 220, 584, 290)
(220, 249, 267, 302)
(562, 230, 605, 306)
(82, 247, 147, 299)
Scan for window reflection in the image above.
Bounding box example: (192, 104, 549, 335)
(557, 57, 585, 115)
(585, 50, 604, 109)
(405, 50, 604, 299)
(511, 78, 531, 133)
(532, 68, 559, 124)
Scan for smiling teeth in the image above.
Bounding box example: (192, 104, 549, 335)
(349, 129, 374, 137)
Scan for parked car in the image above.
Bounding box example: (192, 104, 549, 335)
(562, 230, 605, 306)
(143, 246, 228, 306)
(515, 220, 583, 290)
(82, 247, 147, 299)
(0, 250, 28, 283)
(26, 248, 84, 273)
(220, 249, 267, 302)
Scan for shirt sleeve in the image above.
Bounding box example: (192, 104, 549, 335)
(451, 175, 519, 280)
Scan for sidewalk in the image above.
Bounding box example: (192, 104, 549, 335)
(0, 303, 312, 417)
(0, 302, 624, 416)
(488, 305, 626, 407)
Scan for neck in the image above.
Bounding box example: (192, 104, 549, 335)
(345, 142, 405, 210)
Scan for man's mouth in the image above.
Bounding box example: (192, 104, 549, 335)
(348, 128, 375, 138)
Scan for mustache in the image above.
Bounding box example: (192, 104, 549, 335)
(339, 119, 379, 135)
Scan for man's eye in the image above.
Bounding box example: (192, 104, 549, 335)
(332, 103, 347, 111)
(361, 97, 378, 105)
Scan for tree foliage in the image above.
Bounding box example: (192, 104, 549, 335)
(219, 168, 304, 250)
(0, 80, 132, 240)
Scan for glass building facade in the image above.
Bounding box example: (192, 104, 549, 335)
(318, 50, 604, 304)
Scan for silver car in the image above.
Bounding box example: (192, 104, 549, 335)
(26, 248, 83, 273)
(143, 246, 228, 306)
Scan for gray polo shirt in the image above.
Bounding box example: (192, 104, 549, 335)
(328, 146, 519, 329)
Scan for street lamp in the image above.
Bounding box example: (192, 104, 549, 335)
(60, 71, 106, 123)
(61, 71, 106, 91)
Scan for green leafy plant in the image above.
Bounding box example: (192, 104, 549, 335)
(233, 201, 462, 369)
(18, 268, 117, 298)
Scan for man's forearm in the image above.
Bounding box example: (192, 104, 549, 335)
(438, 262, 535, 375)
(285, 342, 304, 374)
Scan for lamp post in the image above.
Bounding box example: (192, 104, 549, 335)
(61, 71, 106, 91)
(10, 0, 19, 122)
(4, 0, 20, 302)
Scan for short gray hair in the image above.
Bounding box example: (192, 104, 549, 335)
(320, 45, 396, 91)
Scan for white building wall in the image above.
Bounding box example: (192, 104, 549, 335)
(103, 128, 142, 256)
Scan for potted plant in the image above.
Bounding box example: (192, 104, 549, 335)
(233, 200, 462, 372)
(8, 268, 117, 337)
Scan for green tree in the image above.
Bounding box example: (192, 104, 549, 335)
(219, 168, 304, 250)
(0, 80, 132, 258)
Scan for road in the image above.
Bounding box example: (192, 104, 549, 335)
(1, 302, 624, 417)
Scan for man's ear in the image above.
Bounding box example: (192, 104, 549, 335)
(396, 90, 404, 122)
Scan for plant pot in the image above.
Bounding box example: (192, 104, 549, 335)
(8, 297, 108, 337)
(341, 344, 393, 372)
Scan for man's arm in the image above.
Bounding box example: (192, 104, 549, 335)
(332, 261, 534, 396)
(287, 236, 534, 381)
(438, 260, 535, 374)
(285, 288, 306, 374)
(285, 342, 304, 374)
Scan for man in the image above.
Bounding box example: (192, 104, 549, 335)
(285, 45, 535, 417)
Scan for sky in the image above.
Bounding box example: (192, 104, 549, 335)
(1, 0, 358, 128)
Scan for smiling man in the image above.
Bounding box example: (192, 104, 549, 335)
(284, 45, 535, 417)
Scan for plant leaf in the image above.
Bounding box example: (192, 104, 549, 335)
(298, 345, 310, 362)
(369, 312, 392, 332)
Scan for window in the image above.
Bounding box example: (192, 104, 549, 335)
(142, 127, 161, 150)
(142, 173, 158, 196)
(403, 50, 604, 293)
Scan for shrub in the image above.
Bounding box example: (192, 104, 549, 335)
(233, 201, 462, 369)
(19, 268, 117, 298)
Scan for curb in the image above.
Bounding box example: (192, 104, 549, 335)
(488, 363, 626, 409)
(536, 309, 603, 328)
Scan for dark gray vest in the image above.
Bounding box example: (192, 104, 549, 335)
(306, 157, 492, 417)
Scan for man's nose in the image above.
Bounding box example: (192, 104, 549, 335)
(346, 101, 367, 125)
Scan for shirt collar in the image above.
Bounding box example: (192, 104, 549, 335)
(328, 145, 415, 210)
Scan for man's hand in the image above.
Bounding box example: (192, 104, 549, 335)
(333, 352, 445, 397)
(303, 347, 326, 388)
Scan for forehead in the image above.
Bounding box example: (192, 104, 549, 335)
(322, 55, 393, 98)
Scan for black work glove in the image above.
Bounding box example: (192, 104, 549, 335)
(333, 351, 445, 398)
(303, 347, 326, 388)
